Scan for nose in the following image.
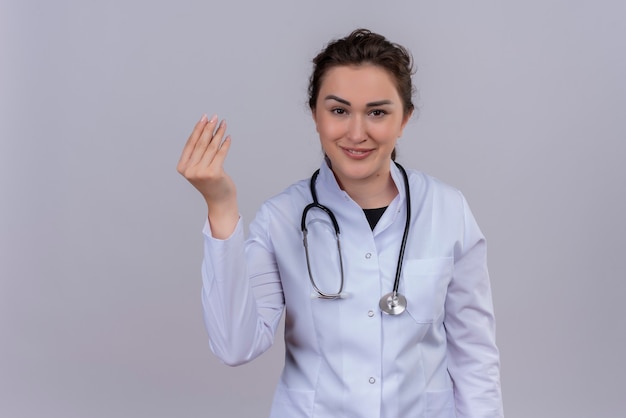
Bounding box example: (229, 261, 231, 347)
(346, 115, 367, 143)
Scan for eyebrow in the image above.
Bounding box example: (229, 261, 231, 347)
(324, 95, 394, 107)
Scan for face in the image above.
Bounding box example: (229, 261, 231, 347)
(312, 64, 411, 189)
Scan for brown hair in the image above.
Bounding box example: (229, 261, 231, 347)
(308, 28, 416, 117)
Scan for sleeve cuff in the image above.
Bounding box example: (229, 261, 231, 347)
(202, 216, 243, 242)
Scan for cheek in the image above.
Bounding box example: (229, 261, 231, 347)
(369, 123, 399, 142)
(317, 118, 345, 140)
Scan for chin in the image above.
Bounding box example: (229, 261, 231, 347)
(333, 164, 379, 183)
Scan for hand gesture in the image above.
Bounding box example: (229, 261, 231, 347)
(177, 114, 238, 238)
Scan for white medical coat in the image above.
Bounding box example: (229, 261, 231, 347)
(201, 161, 503, 417)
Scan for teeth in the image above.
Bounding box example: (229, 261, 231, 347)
(347, 149, 366, 155)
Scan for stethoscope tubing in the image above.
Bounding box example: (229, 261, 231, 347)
(301, 162, 411, 314)
(391, 162, 411, 294)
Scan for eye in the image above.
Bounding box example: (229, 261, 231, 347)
(369, 109, 387, 117)
(331, 108, 347, 115)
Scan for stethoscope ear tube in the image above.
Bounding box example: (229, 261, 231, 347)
(302, 226, 344, 299)
(301, 202, 340, 236)
(301, 170, 344, 298)
(301, 170, 340, 235)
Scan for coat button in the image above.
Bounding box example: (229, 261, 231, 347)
(367, 310, 375, 317)
(365, 253, 372, 259)
(369, 377, 376, 384)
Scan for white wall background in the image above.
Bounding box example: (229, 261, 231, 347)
(1, 1, 625, 417)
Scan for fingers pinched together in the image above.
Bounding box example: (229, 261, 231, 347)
(177, 114, 235, 204)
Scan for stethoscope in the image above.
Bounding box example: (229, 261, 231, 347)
(300, 162, 411, 315)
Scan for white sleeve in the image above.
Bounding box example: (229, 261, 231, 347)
(445, 193, 503, 417)
(201, 206, 285, 366)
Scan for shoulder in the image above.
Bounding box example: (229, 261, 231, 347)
(249, 176, 311, 230)
(246, 176, 311, 245)
(263, 177, 311, 211)
(404, 167, 464, 204)
(404, 168, 486, 240)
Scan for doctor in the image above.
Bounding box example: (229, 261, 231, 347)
(177, 29, 503, 417)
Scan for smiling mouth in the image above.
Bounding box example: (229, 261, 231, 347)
(344, 148, 372, 155)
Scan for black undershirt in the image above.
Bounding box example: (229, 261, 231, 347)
(363, 207, 388, 230)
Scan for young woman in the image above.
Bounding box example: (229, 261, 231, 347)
(178, 29, 503, 418)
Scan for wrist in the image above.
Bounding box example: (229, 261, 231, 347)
(206, 196, 239, 239)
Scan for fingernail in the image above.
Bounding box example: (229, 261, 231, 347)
(209, 114, 218, 123)
(200, 114, 208, 122)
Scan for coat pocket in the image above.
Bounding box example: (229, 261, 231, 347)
(401, 257, 453, 324)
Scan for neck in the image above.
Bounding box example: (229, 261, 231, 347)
(336, 171, 398, 209)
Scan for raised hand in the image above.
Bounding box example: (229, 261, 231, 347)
(177, 114, 239, 238)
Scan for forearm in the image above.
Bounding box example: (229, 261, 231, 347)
(201, 219, 283, 366)
(446, 195, 503, 416)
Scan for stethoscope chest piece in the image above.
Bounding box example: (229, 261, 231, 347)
(379, 291, 407, 315)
